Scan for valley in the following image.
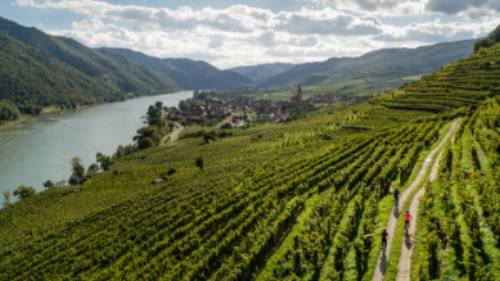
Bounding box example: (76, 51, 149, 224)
(0, 9, 498, 281)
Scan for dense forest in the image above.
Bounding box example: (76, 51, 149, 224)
(0, 23, 499, 280)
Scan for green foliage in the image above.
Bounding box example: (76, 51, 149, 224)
(69, 157, 86, 185)
(12, 185, 35, 200)
(474, 24, 500, 52)
(411, 97, 500, 281)
(43, 180, 54, 189)
(146, 102, 165, 127)
(261, 40, 474, 91)
(103, 48, 254, 90)
(96, 152, 113, 171)
(134, 126, 159, 149)
(87, 164, 100, 175)
(0, 42, 498, 281)
(380, 42, 500, 113)
(0, 100, 19, 122)
(0, 17, 178, 116)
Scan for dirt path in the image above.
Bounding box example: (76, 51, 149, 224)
(395, 148, 444, 280)
(372, 120, 459, 281)
(160, 122, 184, 145)
(215, 113, 238, 129)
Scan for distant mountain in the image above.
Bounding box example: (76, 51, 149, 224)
(260, 40, 475, 90)
(101, 48, 254, 90)
(228, 63, 294, 85)
(0, 16, 178, 115)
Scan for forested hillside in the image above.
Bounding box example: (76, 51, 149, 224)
(101, 48, 254, 90)
(0, 16, 178, 118)
(229, 63, 294, 85)
(0, 32, 498, 281)
(260, 40, 475, 91)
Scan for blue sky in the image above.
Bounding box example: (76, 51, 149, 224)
(1, 1, 499, 68)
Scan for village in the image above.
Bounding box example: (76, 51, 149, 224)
(164, 86, 361, 128)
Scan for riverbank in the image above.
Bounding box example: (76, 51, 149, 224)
(0, 115, 27, 130)
(0, 91, 193, 201)
(0, 91, 181, 129)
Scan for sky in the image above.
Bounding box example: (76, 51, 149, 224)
(1, 0, 499, 68)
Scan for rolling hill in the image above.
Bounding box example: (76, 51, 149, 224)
(0, 16, 179, 116)
(259, 40, 475, 91)
(0, 27, 498, 281)
(101, 48, 255, 90)
(228, 63, 295, 85)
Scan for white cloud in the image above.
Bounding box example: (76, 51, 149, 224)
(14, 0, 500, 68)
(305, 0, 427, 15)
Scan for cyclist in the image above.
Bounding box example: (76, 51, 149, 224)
(393, 188, 400, 208)
(404, 210, 412, 235)
(381, 229, 388, 252)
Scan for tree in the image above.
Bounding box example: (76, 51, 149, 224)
(134, 126, 159, 150)
(114, 145, 137, 158)
(96, 152, 113, 171)
(87, 163, 100, 175)
(2, 191, 11, 206)
(13, 185, 36, 200)
(69, 157, 86, 185)
(43, 180, 54, 189)
(146, 101, 165, 127)
(474, 24, 500, 52)
(0, 100, 20, 122)
(138, 136, 155, 150)
(195, 156, 204, 172)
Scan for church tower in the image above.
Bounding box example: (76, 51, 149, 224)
(292, 84, 303, 103)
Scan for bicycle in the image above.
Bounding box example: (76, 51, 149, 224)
(404, 221, 410, 237)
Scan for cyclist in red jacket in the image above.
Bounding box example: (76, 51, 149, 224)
(404, 210, 412, 235)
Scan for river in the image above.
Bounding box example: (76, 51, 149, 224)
(0, 91, 192, 203)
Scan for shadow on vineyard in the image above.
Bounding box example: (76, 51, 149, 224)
(0, 15, 499, 281)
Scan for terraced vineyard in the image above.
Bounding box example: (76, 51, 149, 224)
(411, 97, 500, 281)
(380, 43, 500, 112)
(0, 44, 499, 281)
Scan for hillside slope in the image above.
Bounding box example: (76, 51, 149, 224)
(101, 48, 254, 90)
(474, 24, 500, 51)
(261, 40, 475, 90)
(0, 17, 178, 114)
(381, 42, 500, 112)
(0, 38, 498, 281)
(229, 63, 295, 84)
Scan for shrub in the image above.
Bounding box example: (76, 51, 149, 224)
(13, 185, 36, 200)
(0, 100, 20, 122)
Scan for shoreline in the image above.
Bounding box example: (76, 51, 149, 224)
(0, 116, 27, 130)
(0, 91, 183, 130)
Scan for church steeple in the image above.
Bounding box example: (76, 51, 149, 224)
(292, 84, 303, 102)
